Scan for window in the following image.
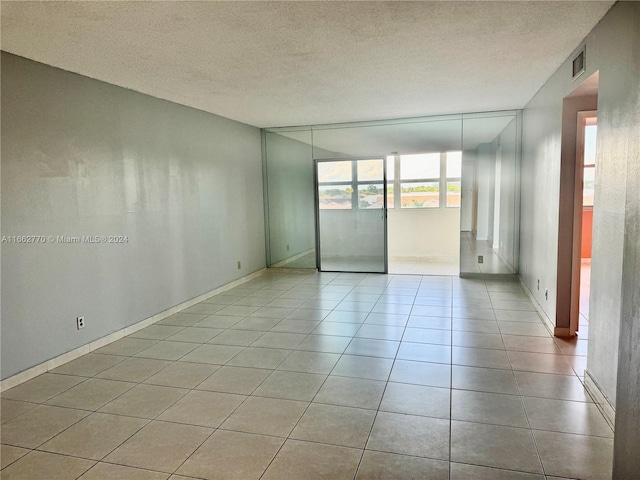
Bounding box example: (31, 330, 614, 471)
(318, 159, 385, 210)
(583, 123, 597, 207)
(386, 151, 462, 209)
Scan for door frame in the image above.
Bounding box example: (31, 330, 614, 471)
(314, 157, 388, 273)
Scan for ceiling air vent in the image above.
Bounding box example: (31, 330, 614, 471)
(572, 48, 585, 80)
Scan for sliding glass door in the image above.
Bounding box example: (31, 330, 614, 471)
(315, 158, 387, 273)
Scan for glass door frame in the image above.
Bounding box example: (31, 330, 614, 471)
(314, 157, 388, 273)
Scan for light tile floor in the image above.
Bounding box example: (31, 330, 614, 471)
(1, 271, 613, 479)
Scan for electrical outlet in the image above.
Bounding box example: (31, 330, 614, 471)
(286, 244, 290, 251)
(545, 288, 549, 300)
(237, 261, 241, 270)
(76, 316, 85, 330)
(478, 255, 484, 264)
(537, 279, 540, 291)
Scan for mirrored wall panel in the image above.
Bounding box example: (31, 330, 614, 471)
(263, 111, 521, 277)
(459, 112, 521, 275)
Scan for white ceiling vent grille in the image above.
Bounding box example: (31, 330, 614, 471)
(573, 48, 586, 80)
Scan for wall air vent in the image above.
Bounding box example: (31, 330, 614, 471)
(572, 48, 585, 80)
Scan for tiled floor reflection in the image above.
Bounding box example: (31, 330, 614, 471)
(1, 271, 612, 479)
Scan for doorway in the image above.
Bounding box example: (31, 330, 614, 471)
(314, 157, 387, 273)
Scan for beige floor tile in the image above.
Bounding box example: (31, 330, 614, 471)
(533, 430, 613, 480)
(46, 378, 135, 411)
(1, 373, 85, 403)
(1, 404, 88, 448)
(39, 412, 148, 460)
(452, 346, 511, 369)
(396, 342, 451, 364)
(158, 390, 245, 427)
(129, 325, 185, 340)
(230, 317, 281, 331)
(78, 462, 169, 479)
(193, 315, 242, 329)
(314, 376, 386, 409)
(176, 430, 284, 480)
(1, 399, 38, 424)
(165, 326, 223, 343)
(251, 332, 306, 349)
(207, 329, 265, 346)
(94, 338, 158, 357)
(96, 358, 171, 383)
(103, 421, 212, 473)
(452, 365, 519, 394)
(1, 444, 30, 469)
(451, 420, 543, 474)
(514, 371, 593, 402)
(389, 360, 451, 388)
(407, 315, 451, 330)
(287, 309, 331, 321)
(356, 451, 449, 480)
(502, 335, 562, 354)
(277, 350, 340, 374)
(367, 411, 449, 459)
(196, 365, 270, 394)
(331, 355, 393, 381)
(271, 319, 321, 334)
(380, 382, 450, 419)
(345, 338, 399, 358)
(0, 450, 95, 480)
(522, 397, 613, 437)
(178, 344, 244, 365)
(449, 463, 544, 479)
(295, 335, 351, 353)
(401, 328, 452, 346)
(50, 354, 125, 377)
(157, 313, 208, 327)
(133, 341, 199, 361)
(291, 403, 375, 448)
(99, 384, 187, 419)
(507, 351, 574, 375)
(143, 362, 219, 389)
(311, 321, 361, 336)
(261, 439, 361, 480)
(452, 331, 505, 349)
(226, 347, 291, 369)
(253, 371, 326, 401)
(356, 324, 404, 341)
(452, 390, 529, 427)
(220, 396, 307, 437)
(498, 322, 550, 337)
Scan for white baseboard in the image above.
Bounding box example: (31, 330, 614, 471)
(518, 276, 555, 337)
(584, 370, 616, 430)
(0, 268, 267, 392)
(270, 248, 315, 268)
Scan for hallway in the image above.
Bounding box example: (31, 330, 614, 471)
(1, 270, 612, 479)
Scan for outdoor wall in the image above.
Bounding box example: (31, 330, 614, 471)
(388, 208, 460, 257)
(520, 1, 636, 420)
(1, 53, 266, 379)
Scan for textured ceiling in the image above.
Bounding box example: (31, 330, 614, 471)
(1, 1, 613, 128)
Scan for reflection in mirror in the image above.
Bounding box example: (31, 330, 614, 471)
(459, 112, 521, 276)
(264, 129, 316, 268)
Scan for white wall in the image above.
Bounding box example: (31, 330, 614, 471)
(388, 208, 460, 257)
(1, 53, 266, 379)
(519, 1, 637, 412)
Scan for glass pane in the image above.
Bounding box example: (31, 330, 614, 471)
(401, 153, 440, 180)
(318, 161, 352, 182)
(357, 159, 383, 182)
(446, 151, 462, 178)
(386, 156, 395, 181)
(319, 185, 352, 209)
(584, 166, 595, 206)
(401, 182, 439, 208)
(387, 185, 394, 209)
(358, 184, 384, 209)
(447, 181, 461, 207)
(584, 124, 597, 166)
